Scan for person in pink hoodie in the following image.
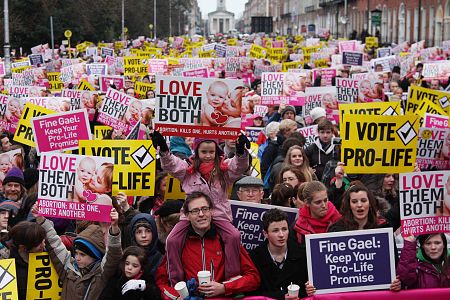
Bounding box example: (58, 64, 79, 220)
(151, 131, 250, 286)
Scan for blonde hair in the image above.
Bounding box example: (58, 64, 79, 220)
(279, 119, 297, 134)
(302, 181, 327, 204)
(283, 145, 313, 182)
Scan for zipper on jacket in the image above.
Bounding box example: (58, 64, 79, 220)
(201, 237, 206, 271)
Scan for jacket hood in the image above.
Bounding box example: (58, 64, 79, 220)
(170, 137, 192, 158)
(129, 213, 159, 255)
(74, 224, 106, 257)
(417, 247, 450, 265)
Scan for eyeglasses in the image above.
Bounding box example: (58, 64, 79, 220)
(188, 206, 211, 216)
(239, 188, 263, 194)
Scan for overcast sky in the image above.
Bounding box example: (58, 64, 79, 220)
(197, 0, 246, 19)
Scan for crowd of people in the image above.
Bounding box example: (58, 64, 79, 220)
(0, 29, 449, 300)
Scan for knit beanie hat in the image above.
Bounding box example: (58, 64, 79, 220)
(310, 107, 326, 122)
(281, 105, 296, 119)
(3, 167, 25, 186)
(73, 225, 105, 261)
(0, 200, 20, 215)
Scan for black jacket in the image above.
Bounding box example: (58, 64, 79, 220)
(249, 240, 308, 299)
(261, 134, 285, 179)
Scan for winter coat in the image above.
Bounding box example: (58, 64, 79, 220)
(397, 239, 450, 289)
(99, 270, 161, 300)
(249, 240, 307, 299)
(160, 151, 249, 222)
(9, 248, 28, 300)
(127, 213, 163, 277)
(304, 137, 338, 181)
(292, 202, 341, 246)
(156, 225, 260, 300)
(41, 219, 122, 300)
(261, 134, 285, 180)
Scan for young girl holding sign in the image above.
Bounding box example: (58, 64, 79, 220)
(152, 131, 250, 286)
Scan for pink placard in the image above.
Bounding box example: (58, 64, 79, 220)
(423, 113, 449, 128)
(182, 67, 210, 78)
(32, 109, 92, 154)
(38, 152, 115, 222)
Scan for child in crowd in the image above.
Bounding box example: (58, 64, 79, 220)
(152, 131, 250, 286)
(100, 246, 162, 300)
(33, 207, 122, 300)
(4, 98, 22, 124)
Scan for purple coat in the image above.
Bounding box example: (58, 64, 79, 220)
(160, 152, 249, 222)
(397, 239, 450, 289)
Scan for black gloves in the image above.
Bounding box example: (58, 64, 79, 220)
(236, 134, 250, 155)
(151, 131, 169, 152)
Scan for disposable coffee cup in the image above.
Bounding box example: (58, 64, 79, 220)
(287, 284, 300, 297)
(174, 281, 189, 299)
(197, 270, 211, 285)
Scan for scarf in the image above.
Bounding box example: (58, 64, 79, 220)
(294, 202, 341, 243)
(186, 156, 229, 183)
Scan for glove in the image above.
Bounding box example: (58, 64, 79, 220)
(151, 131, 169, 152)
(236, 134, 250, 155)
(121, 279, 146, 295)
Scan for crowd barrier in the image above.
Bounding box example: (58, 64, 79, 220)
(302, 288, 450, 300)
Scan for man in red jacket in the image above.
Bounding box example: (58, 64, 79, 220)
(156, 191, 260, 300)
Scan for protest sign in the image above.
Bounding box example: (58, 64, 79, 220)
(229, 200, 297, 251)
(24, 97, 71, 113)
(154, 75, 242, 139)
(86, 63, 108, 76)
(0, 259, 18, 300)
(306, 228, 395, 294)
(123, 57, 148, 76)
(312, 68, 336, 86)
(407, 85, 450, 116)
(182, 67, 209, 78)
(99, 75, 125, 93)
(245, 126, 263, 143)
(423, 113, 449, 129)
(32, 109, 92, 154)
(400, 171, 450, 235)
(338, 40, 357, 53)
(8, 85, 45, 98)
(97, 88, 139, 136)
(62, 89, 98, 121)
(148, 59, 168, 74)
(94, 125, 112, 140)
(14, 102, 55, 147)
(377, 47, 391, 57)
(47, 72, 64, 91)
(134, 81, 155, 99)
(164, 175, 185, 201)
(422, 61, 450, 80)
(415, 127, 450, 170)
(304, 86, 337, 124)
(0, 149, 23, 181)
(298, 125, 318, 147)
(247, 142, 262, 178)
(371, 55, 399, 72)
(341, 114, 420, 173)
(0, 62, 5, 76)
(339, 102, 401, 124)
(28, 53, 44, 66)
(225, 57, 240, 77)
(79, 140, 156, 196)
(77, 79, 95, 91)
(27, 252, 62, 300)
(365, 37, 379, 49)
(342, 51, 364, 66)
(0, 95, 22, 134)
(101, 47, 114, 57)
(261, 72, 284, 105)
(336, 78, 359, 103)
(38, 153, 114, 222)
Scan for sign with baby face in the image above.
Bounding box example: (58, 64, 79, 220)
(154, 75, 243, 139)
(37, 153, 114, 222)
(0, 95, 23, 134)
(31, 109, 92, 154)
(96, 88, 139, 137)
(79, 140, 156, 196)
(14, 102, 55, 147)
